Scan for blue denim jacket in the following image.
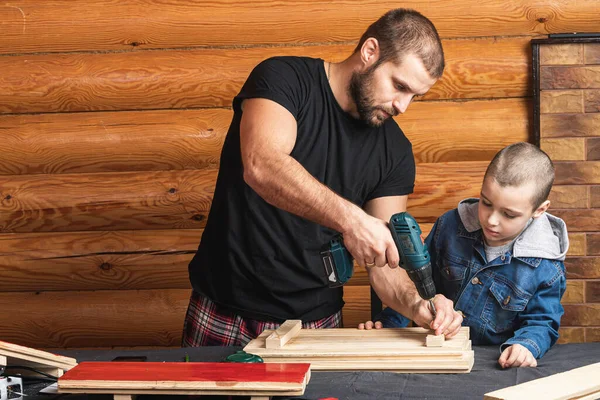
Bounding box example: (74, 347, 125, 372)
(377, 198, 569, 359)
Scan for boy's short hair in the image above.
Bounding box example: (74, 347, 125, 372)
(354, 8, 445, 79)
(484, 142, 555, 209)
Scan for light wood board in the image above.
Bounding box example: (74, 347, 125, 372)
(58, 361, 311, 399)
(244, 326, 473, 373)
(484, 362, 600, 400)
(0, 340, 77, 377)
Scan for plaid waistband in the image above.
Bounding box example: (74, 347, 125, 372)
(182, 291, 342, 347)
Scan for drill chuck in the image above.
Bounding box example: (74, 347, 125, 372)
(405, 261, 436, 300)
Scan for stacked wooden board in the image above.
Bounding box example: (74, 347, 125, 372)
(244, 324, 474, 373)
(58, 361, 311, 400)
(0, 340, 77, 377)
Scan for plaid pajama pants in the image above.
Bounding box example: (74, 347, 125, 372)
(182, 290, 342, 347)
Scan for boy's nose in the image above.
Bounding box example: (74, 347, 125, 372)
(487, 213, 499, 226)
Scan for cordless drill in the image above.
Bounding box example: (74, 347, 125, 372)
(320, 211, 436, 301)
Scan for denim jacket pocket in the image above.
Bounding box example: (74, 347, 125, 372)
(438, 253, 468, 299)
(440, 253, 468, 281)
(484, 280, 531, 334)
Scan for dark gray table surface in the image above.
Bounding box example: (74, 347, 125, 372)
(8, 343, 600, 400)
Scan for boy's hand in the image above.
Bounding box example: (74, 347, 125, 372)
(411, 295, 463, 338)
(498, 344, 537, 368)
(357, 320, 383, 330)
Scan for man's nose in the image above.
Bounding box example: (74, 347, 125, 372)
(392, 94, 413, 115)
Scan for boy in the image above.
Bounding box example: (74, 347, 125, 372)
(360, 142, 568, 368)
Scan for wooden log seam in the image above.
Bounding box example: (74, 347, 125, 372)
(265, 320, 302, 349)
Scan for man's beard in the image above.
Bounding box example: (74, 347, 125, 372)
(348, 66, 394, 128)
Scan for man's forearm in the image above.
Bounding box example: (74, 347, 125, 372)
(244, 152, 362, 234)
(368, 266, 421, 319)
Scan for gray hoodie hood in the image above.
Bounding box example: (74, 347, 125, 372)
(457, 198, 569, 261)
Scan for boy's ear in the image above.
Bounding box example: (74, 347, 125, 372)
(532, 200, 550, 218)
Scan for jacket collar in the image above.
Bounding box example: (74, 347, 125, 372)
(456, 198, 569, 262)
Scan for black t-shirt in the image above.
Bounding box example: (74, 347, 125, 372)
(188, 56, 415, 322)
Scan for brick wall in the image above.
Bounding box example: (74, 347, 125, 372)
(538, 40, 600, 343)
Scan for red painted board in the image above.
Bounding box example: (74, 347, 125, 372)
(60, 362, 310, 384)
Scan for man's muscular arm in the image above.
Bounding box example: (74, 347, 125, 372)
(240, 98, 392, 267)
(364, 196, 463, 337)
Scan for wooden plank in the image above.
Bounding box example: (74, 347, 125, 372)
(342, 285, 371, 328)
(0, 289, 191, 348)
(58, 362, 310, 396)
(410, 161, 487, 222)
(0, 98, 529, 174)
(244, 326, 473, 373)
(0, 40, 530, 114)
(0, 169, 215, 233)
(1, 1, 599, 54)
(540, 44, 583, 66)
(426, 334, 445, 347)
(425, 37, 530, 100)
(0, 340, 77, 371)
(246, 327, 471, 352)
(0, 229, 201, 292)
(0, 228, 436, 292)
(0, 110, 228, 175)
(484, 362, 600, 400)
(0, 161, 489, 233)
(403, 98, 530, 164)
(265, 320, 302, 349)
(541, 113, 600, 137)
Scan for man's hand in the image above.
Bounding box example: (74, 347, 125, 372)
(498, 344, 537, 368)
(410, 294, 463, 338)
(341, 213, 400, 269)
(357, 320, 383, 330)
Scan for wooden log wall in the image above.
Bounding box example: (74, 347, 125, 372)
(0, 0, 599, 349)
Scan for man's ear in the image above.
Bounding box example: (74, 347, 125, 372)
(532, 200, 550, 218)
(360, 37, 380, 68)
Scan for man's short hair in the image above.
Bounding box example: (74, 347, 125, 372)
(354, 8, 445, 79)
(484, 142, 555, 209)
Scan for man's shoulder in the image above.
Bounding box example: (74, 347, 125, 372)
(257, 56, 321, 73)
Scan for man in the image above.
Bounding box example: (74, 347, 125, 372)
(183, 8, 463, 347)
